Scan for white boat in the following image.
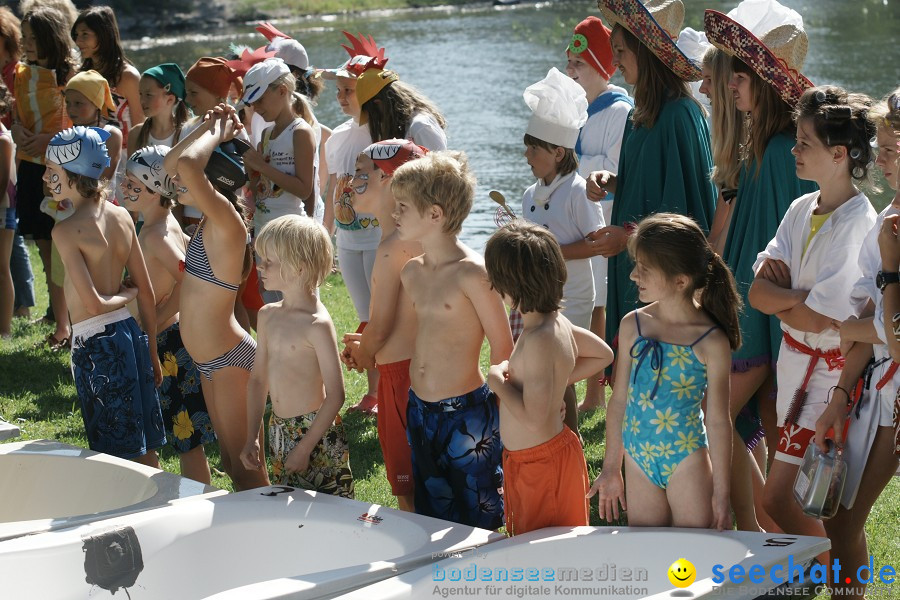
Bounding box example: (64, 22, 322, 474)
(331, 526, 830, 600)
(0, 439, 224, 541)
(0, 419, 19, 441)
(0, 485, 503, 599)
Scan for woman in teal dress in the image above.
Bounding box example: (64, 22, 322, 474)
(588, 0, 716, 345)
(705, 7, 817, 531)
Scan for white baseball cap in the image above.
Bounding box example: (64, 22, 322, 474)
(242, 57, 291, 104)
(266, 37, 309, 71)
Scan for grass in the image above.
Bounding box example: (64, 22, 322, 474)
(2, 243, 899, 599)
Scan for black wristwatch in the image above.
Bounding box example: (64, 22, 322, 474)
(876, 270, 900, 292)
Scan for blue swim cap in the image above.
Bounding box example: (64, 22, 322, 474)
(46, 126, 111, 180)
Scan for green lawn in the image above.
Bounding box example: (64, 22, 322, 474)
(1, 243, 898, 599)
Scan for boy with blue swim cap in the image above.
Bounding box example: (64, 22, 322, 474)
(48, 125, 167, 466)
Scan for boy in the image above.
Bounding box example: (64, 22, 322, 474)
(122, 145, 215, 483)
(47, 126, 165, 466)
(391, 151, 514, 529)
(341, 139, 428, 512)
(240, 215, 353, 498)
(485, 221, 613, 535)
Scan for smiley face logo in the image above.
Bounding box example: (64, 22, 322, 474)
(667, 559, 696, 588)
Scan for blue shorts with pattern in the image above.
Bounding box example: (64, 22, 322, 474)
(71, 314, 166, 459)
(406, 383, 504, 530)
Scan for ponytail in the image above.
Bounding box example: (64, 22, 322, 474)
(291, 91, 314, 126)
(700, 252, 742, 351)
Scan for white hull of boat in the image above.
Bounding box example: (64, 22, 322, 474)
(0, 439, 223, 540)
(0, 485, 503, 599)
(331, 526, 830, 600)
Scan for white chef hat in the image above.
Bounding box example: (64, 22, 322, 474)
(524, 67, 588, 149)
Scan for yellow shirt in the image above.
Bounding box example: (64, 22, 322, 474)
(803, 211, 833, 257)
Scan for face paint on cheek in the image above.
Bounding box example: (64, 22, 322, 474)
(353, 173, 369, 196)
(177, 186, 188, 195)
(48, 172, 62, 195)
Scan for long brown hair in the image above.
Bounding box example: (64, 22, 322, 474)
(629, 213, 742, 350)
(616, 24, 694, 129)
(362, 79, 447, 142)
(22, 7, 74, 86)
(703, 47, 742, 190)
(733, 57, 794, 173)
(72, 7, 130, 86)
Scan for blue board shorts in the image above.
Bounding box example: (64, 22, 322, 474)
(71, 308, 166, 459)
(406, 383, 504, 530)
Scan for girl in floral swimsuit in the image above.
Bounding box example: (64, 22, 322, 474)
(589, 214, 741, 530)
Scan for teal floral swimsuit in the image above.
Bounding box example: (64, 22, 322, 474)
(622, 312, 717, 489)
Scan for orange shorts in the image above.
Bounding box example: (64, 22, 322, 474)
(242, 265, 264, 311)
(502, 426, 589, 536)
(376, 359, 414, 496)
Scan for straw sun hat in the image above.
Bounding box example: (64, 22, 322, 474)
(704, 9, 813, 107)
(597, 0, 702, 82)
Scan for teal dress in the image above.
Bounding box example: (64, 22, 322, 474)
(606, 97, 716, 343)
(722, 132, 818, 368)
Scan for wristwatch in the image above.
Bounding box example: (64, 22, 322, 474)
(876, 270, 900, 292)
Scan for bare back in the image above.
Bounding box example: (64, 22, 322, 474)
(402, 247, 491, 401)
(373, 234, 420, 365)
(501, 314, 574, 451)
(261, 302, 328, 418)
(55, 202, 134, 325)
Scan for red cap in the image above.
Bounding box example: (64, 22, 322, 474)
(186, 57, 235, 99)
(568, 17, 614, 80)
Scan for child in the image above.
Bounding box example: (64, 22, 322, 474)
(13, 6, 74, 349)
(391, 151, 513, 529)
(163, 104, 269, 491)
(589, 213, 737, 530)
(127, 63, 190, 155)
(485, 221, 614, 535)
(341, 139, 428, 511)
(0, 80, 14, 337)
(122, 144, 215, 484)
(64, 70, 122, 182)
(748, 86, 876, 544)
(520, 67, 604, 436)
(813, 87, 900, 600)
(46, 125, 165, 465)
(565, 16, 633, 412)
(240, 215, 353, 498)
(240, 58, 317, 245)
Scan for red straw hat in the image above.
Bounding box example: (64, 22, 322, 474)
(568, 16, 615, 80)
(704, 9, 813, 107)
(598, 0, 701, 82)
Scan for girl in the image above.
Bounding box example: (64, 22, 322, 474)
(13, 7, 74, 349)
(519, 67, 603, 436)
(586, 0, 716, 350)
(127, 63, 189, 155)
(0, 80, 14, 337)
(565, 15, 633, 413)
(748, 86, 876, 546)
(64, 70, 122, 182)
(72, 7, 143, 135)
(813, 88, 900, 600)
(588, 213, 738, 530)
(162, 103, 269, 491)
(241, 58, 318, 305)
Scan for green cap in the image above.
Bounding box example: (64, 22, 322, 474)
(142, 63, 186, 100)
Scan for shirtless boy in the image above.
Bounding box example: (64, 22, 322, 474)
(240, 215, 354, 498)
(47, 126, 165, 465)
(341, 139, 428, 511)
(391, 151, 514, 529)
(122, 145, 215, 483)
(485, 221, 613, 535)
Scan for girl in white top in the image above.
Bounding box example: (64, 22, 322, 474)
(813, 89, 900, 600)
(127, 63, 190, 156)
(566, 16, 633, 412)
(748, 86, 877, 547)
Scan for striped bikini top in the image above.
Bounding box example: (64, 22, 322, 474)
(184, 222, 240, 292)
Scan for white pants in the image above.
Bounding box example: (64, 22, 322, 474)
(338, 245, 377, 322)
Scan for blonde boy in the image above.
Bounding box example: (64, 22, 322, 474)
(48, 126, 165, 466)
(341, 139, 427, 512)
(240, 216, 353, 497)
(485, 221, 613, 535)
(391, 151, 513, 529)
(122, 145, 215, 484)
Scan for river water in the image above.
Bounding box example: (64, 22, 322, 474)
(123, 0, 900, 251)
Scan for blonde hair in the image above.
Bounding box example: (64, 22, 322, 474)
(255, 215, 332, 295)
(270, 72, 315, 126)
(390, 150, 474, 236)
(702, 47, 742, 190)
(869, 86, 900, 134)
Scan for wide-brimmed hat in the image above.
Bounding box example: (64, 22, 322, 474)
(598, 0, 701, 82)
(704, 9, 813, 107)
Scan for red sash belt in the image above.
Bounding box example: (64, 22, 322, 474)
(782, 331, 845, 426)
(876, 360, 899, 390)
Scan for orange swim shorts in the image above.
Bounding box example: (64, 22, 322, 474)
(376, 358, 414, 496)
